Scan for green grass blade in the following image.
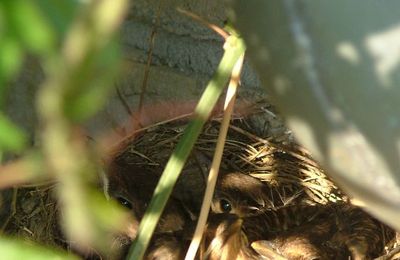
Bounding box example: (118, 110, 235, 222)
(0, 237, 79, 260)
(127, 35, 246, 260)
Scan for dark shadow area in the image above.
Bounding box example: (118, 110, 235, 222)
(228, 0, 400, 230)
(1, 107, 396, 259)
(100, 113, 395, 259)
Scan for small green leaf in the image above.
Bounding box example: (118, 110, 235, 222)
(0, 36, 24, 106)
(0, 113, 27, 152)
(0, 237, 79, 260)
(35, 0, 80, 40)
(0, 35, 23, 86)
(89, 189, 129, 232)
(63, 41, 121, 121)
(0, 37, 23, 79)
(4, 0, 56, 55)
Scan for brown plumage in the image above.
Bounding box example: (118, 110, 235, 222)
(141, 214, 260, 260)
(145, 231, 187, 260)
(242, 204, 332, 242)
(105, 161, 394, 260)
(212, 172, 394, 259)
(201, 213, 260, 260)
(250, 204, 394, 259)
(105, 160, 194, 259)
(212, 172, 279, 218)
(106, 162, 191, 233)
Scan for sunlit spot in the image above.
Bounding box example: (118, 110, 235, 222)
(397, 138, 400, 170)
(336, 41, 360, 65)
(273, 75, 291, 96)
(328, 125, 394, 190)
(365, 24, 400, 88)
(288, 117, 322, 157)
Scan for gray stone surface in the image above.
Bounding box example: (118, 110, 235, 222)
(5, 58, 42, 143)
(6, 0, 267, 137)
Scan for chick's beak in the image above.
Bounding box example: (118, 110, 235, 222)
(224, 217, 244, 239)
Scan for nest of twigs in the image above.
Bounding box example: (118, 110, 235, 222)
(1, 184, 63, 247)
(116, 108, 343, 209)
(1, 103, 397, 259)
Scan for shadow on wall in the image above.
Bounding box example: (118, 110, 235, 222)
(226, 0, 400, 230)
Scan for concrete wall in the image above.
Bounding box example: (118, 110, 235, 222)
(7, 0, 267, 138)
(87, 0, 267, 135)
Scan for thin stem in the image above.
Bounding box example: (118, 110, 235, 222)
(184, 53, 244, 260)
(126, 35, 246, 260)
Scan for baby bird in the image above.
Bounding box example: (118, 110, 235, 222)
(105, 164, 393, 260)
(251, 205, 394, 259)
(145, 213, 261, 260)
(201, 213, 260, 260)
(145, 231, 188, 260)
(105, 160, 193, 259)
(212, 172, 276, 217)
(212, 172, 394, 259)
(106, 162, 191, 233)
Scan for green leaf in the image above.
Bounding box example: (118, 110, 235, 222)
(0, 237, 79, 260)
(0, 113, 27, 152)
(3, 0, 55, 55)
(35, 0, 80, 40)
(0, 37, 23, 80)
(0, 36, 23, 106)
(63, 40, 121, 121)
(89, 189, 129, 232)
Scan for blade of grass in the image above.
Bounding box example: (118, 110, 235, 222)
(127, 35, 246, 260)
(37, 0, 128, 249)
(0, 153, 44, 189)
(0, 112, 27, 152)
(184, 53, 245, 260)
(0, 237, 79, 260)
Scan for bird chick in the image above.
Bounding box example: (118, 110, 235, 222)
(211, 172, 276, 218)
(106, 162, 190, 234)
(145, 231, 188, 260)
(202, 213, 262, 260)
(252, 239, 322, 260)
(211, 188, 332, 259)
(243, 204, 331, 242)
(105, 160, 193, 259)
(250, 204, 395, 260)
(140, 214, 259, 260)
(211, 172, 394, 259)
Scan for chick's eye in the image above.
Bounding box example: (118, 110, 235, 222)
(116, 196, 132, 210)
(219, 199, 232, 213)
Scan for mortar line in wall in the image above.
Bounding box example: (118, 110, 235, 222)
(138, 0, 165, 115)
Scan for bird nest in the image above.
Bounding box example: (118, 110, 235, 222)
(117, 117, 343, 209)
(1, 103, 397, 259)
